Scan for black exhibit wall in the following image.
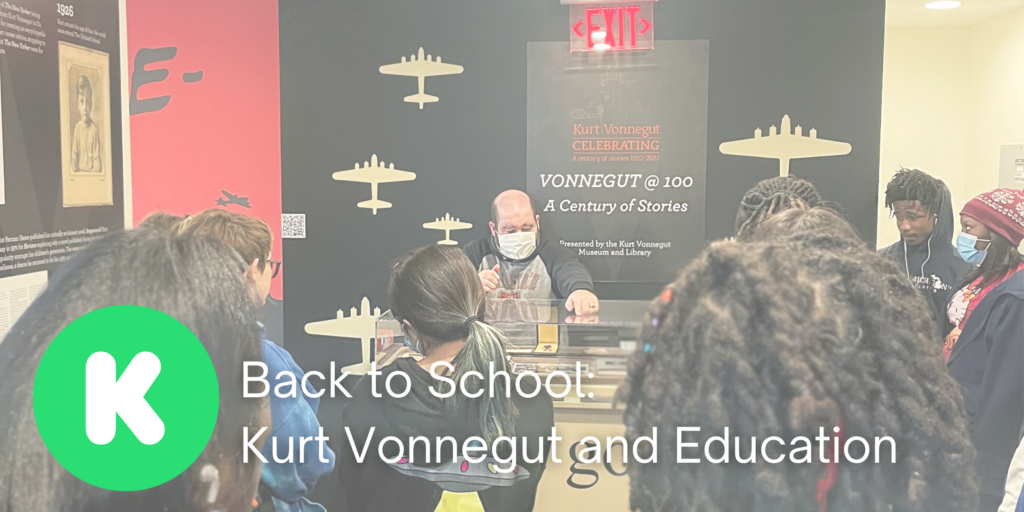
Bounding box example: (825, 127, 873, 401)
(280, 0, 885, 372)
(0, 0, 123, 274)
(0, 0, 122, 338)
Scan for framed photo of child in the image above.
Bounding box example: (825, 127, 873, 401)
(59, 41, 113, 207)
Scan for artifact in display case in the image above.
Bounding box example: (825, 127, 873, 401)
(374, 299, 647, 408)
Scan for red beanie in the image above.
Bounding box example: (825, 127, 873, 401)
(961, 188, 1024, 246)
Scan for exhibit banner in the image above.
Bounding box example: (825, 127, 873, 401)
(527, 41, 709, 284)
(0, 0, 123, 337)
(126, 0, 282, 296)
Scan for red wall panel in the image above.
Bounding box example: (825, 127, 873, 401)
(127, 0, 282, 297)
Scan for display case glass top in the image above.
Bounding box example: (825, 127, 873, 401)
(484, 299, 648, 326)
(375, 299, 649, 408)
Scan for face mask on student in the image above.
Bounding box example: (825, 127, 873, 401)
(497, 230, 537, 260)
(401, 323, 422, 354)
(957, 232, 990, 265)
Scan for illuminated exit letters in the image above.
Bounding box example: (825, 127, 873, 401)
(569, 2, 654, 53)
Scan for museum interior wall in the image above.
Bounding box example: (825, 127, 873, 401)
(277, 0, 886, 373)
(878, 4, 1024, 246)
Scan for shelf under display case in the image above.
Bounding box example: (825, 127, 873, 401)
(374, 299, 649, 408)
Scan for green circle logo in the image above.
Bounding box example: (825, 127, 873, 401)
(33, 305, 220, 491)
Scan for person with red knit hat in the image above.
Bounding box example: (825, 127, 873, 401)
(945, 188, 1024, 512)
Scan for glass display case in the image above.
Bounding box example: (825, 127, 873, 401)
(374, 299, 649, 408)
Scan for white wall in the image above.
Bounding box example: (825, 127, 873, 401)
(878, 7, 1024, 247)
(965, 7, 1024, 201)
(878, 26, 971, 246)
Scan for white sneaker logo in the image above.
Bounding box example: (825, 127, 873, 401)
(85, 352, 165, 445)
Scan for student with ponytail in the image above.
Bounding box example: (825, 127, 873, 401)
(326, 245, 554, 512)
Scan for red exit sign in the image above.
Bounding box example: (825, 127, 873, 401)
(569, 2, 654, 53)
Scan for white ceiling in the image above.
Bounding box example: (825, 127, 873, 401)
(887, 0, 1024, 26)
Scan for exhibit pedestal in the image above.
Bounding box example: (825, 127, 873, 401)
(535, 406, 631, 512)
(375, 298, 644, 509)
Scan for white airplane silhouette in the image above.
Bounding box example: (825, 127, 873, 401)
(423, 213, 472, 245)
(332, 154, 416, 214)
(379, 47, 464, 109)
(719, 115, 852, 177)
(304, 297, 381, 375)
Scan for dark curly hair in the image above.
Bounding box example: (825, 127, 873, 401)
(884, 168, 943, 218)
(735, 176, 824, 241)
(618, 236, 976, 512)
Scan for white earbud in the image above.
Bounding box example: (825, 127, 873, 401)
(199, 464, 226, 512)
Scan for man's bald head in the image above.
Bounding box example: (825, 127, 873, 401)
(490, 190, 539, 234)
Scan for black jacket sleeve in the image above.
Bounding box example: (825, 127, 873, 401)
(538, 241, 594, 299)
(969, 294, 1024, 498)
(479, 393, 554, 512)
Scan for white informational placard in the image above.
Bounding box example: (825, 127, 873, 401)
(0, 270, 47, 344)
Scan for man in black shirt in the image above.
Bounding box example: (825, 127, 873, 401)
(462, 189, 600, 313)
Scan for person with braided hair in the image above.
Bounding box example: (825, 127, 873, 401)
(323, 245, 554, 512)
(749, 206, 864, 245)
(734, 176, 825, 241)
(880, 168, 968, 334)
(619, 236, 977, 512)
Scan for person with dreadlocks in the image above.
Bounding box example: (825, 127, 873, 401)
(942, 188, 1024, 512)
(734, 176, 824, 241)
(750, 207, 864, 245)
(619, 235, 977, 512)
(880, 169, 969, 333)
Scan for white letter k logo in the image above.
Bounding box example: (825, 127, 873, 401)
(85, 352, 165, 445)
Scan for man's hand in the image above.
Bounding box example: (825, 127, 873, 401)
(479, 264, 501, 292)
(565, 289, 599, 314)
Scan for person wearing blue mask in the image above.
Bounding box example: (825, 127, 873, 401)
(944, 188, 1024, 512)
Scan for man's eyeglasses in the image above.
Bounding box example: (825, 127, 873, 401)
(266, 259, 282, 278)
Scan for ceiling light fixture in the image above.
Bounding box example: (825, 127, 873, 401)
(925, 1, 962, 9)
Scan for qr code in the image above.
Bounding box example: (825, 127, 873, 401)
(281, 214, 306, 239)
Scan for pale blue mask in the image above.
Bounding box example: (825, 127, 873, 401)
(402, 334, 422, 354)
(957, 232, 990, 265)
(401, 324, 422, 354)
(401, 337, 419, 354)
